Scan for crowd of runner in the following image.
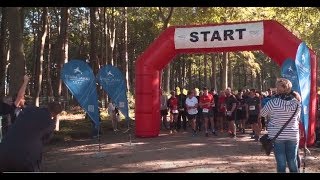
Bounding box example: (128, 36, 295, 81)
(160, 86, 276, 141)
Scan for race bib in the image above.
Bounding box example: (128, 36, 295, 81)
(226, 111, 231, 116)
(249, 106, 255, 111)
(179, 108, 184, 111)
(172, 110, 178, 114)
(238, 107, 242, 110)
(203, 108, 209, 113)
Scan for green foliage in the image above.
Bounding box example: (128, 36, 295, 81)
(8, 7, 318, 102)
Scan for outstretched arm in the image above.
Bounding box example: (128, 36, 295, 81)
(14, 75, 29, 107)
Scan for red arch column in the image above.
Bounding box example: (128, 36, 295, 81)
(135, 20, 317, 146)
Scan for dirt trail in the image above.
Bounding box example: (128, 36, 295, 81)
(42, 129, 320, 173)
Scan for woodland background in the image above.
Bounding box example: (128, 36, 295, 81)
(1, 7, 319, 108)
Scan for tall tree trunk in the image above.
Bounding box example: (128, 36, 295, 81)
(187, 60, 192, 90)
(198, 57, 201, 88)
(181, 56, 186, 88)
(219, 55, 223, 91)
(7, 7, 26, 96)
(89, 7, 99, 75)
(228, 53, 233, 90)
(258, 72, 262, 92)
(204, 54, 208, 87)
(251, 70, 254, 88)
(221, 52, 228, 91)
(0, 7, 7, 97)
(30, 9, 38, 93)
(46, 12, 53, 99)
(171, 61, 176, 90)
(34, 7, 48, 107)
(98, 7, 104, 67)
(103, 7, 108, 65)
(243, 63, 247, 88)
(238, 62, 241, 90)
(56, 7, 69, 97)
(123, 7, 130, 92)
(211, 54, 217, 91)
(158, 7, 174, 92)
(106, 7, 116, 65)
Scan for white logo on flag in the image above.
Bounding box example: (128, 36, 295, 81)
(119, 102, 125, 108)
(288, 66, 293, 72)
(301, 53, 306, 63)
(88, 105, 94, 112)
(303, 105, 308, 114)
(74, 67, 83, 74)
(107, 71, 114, 77)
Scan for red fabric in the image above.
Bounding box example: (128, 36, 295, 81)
(200, 94, 213, 109)
(218, 96, 226, 112)
(168, 97, 178, 110)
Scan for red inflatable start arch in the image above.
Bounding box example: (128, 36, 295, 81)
(135, 20, 317, 146)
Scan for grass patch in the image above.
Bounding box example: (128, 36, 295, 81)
(50, 112, 134, 144)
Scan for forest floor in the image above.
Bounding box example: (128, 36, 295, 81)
(41, 111, 320, 173)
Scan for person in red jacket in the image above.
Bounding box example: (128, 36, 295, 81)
(168, 91, 179, 134)
(199, 87, 216, 137)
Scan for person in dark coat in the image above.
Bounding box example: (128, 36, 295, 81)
(0, 101, 62, 172)
(0, 75, 30, 137)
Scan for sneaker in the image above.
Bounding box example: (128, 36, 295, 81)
(205, 132, 209, 137)
(192, 130, 196, 137)
(170, 130, 173, 134)
(212, 131, 217, 136)
(254, 135, 259, 142)
(242, 128, 245, 134)
(250, 135, 255, 139)
(230, 133, 236, 138)
(174, 130, 178, 133)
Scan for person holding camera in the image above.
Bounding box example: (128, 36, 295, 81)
(260, 78, 301, 173)
(0, 102, 62, 172)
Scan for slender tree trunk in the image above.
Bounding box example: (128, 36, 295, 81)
(221, 52, 228, 91)
(46, 13, 53, 99)
(243, 63, 247, 88)
(56, 7, 69, 97)
(182, 56, 186, 88)
(204, 54, 208, 86)
(89, 7, 99, 75)
(34, 7, 48, 107)
(211, 54, 217, 91)
(228, 53, 233, 90)
(171, 61, 176, 90)
(158, 7, 174, 92)
(107, 7, 116, 65)
(258, 72, 262, 92)
(187, 59, 192, 89)
(0, 7, 7, 97)
(251, 70, 254, 88)
(198, 58, 201, 88)
(123, 7, 130, 92)
(30, 9, 38, 93)
(238, 62, 241, 90)
(4, 49, 9, 95)
(98, 7, 104, 67)
(7, 7, 26, 96)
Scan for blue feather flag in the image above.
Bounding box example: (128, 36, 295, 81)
(61, 60, 100, 129)
(97, 65, 130, 125)
(295, 42, 311, 142)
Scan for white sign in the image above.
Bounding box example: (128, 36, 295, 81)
(174, 22, 264, 49)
